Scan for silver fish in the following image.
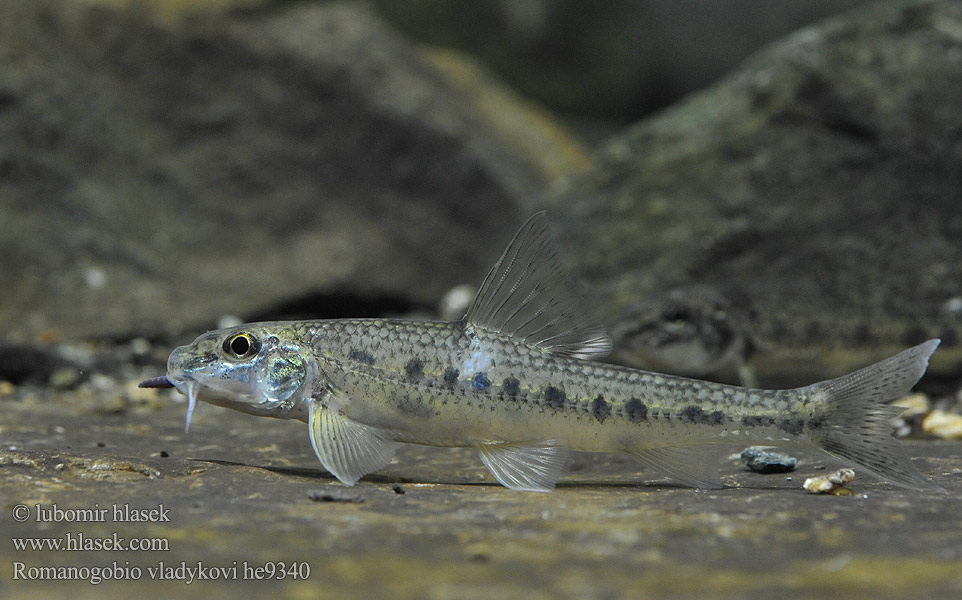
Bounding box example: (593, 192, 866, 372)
(145, 213, 943, 492)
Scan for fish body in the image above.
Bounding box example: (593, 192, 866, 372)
(154, 213, 943, 492)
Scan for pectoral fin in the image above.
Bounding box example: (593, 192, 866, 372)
(309, 400, 398, 486)
(477, 440, 568, 492)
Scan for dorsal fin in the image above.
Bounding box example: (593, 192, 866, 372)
(465, 212, 611, 359)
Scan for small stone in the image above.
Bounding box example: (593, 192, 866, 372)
(740, 447, 797, 474)
(944, 296, 962, 312)
(49, 367, 81, 389)
(891, 393, 931, 437)
(217, 315, 243, 329)
(922, 409, 962, 440)
(130, 337, 151, 356)
(803, 468, 855, 494)
(439, 284, 475, 321)
(891, 393, 931, 416)
(83, 266, 107, 290)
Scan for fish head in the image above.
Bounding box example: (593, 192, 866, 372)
(166, 324, 314, 425)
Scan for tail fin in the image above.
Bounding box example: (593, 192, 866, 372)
(806, 339, 944, 491)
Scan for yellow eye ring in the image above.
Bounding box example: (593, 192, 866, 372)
(223, 333, 260, 359)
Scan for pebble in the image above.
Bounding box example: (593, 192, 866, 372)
(891, 393, 932, 437)
(740, 447, 797, 474)
(439, 284, 476, 321)
(803, 468, 855, 494)
(49, 367, 82, 390)
(922, 409, 962, 439)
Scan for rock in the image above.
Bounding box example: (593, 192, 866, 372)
(804, 468, 855, 494)
(550, 0, 962, 387)
(0, 342, 78, 385)
(740, 447, 797, 474)
(891, 393, 932, 437)
(0, 0, 586, 342)
(922, 409, 962, 440)
(370, 0, 869, 121)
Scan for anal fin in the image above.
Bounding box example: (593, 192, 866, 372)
(309, 401, 398, 486)
(630, 445, 728, 489)
(477, 440, 568, 492)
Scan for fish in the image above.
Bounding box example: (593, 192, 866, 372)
(142, 213, 944, 492)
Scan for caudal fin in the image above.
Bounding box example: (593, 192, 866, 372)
(806, 339, 944, 491)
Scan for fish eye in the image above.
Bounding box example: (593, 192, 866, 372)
(223, 332, 260, 359)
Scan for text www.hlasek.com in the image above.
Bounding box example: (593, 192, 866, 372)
(12, 532, 169, 552)
(12, 561, 312, 584)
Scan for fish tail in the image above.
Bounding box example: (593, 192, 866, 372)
(805, 339, 944, 491)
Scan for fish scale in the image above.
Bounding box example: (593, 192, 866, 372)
(144, 213, 944, 492)
(300, 318, 798, 450)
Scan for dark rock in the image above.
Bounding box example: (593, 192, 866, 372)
(740, 447, 798, 474)
(0, 342, 81, 385)
(0, 0, 585, 342)
(551, 0, 962, 386)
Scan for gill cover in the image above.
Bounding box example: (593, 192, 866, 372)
(246, 334, 309, 406)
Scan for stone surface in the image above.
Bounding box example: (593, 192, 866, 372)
(2, 379, 961, 599)
(550, 0, 962, 386)
(0, 0, 585, 342)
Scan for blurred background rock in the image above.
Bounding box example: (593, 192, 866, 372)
(3, 0, 961, 397)
(0, 0, 879, 344)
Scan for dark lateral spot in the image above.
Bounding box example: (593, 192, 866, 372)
(741, 415, 774, 428)
(348, 349, 376, 365)
(776, 419, 805, 436)
(681, 405, 704, 423)
(391, 483, 406, 495)
(472, 372, 491, 391)
(544, 386, 566, 409)
(501, 377, 521, 400)
(405, 357, 425, 380)
(625, 398, 648, 423)
(592, 395, 611, 423)
(397, 394, 430, 418)
(443, 366, 459, 386)
(708, 411, 727, 425)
